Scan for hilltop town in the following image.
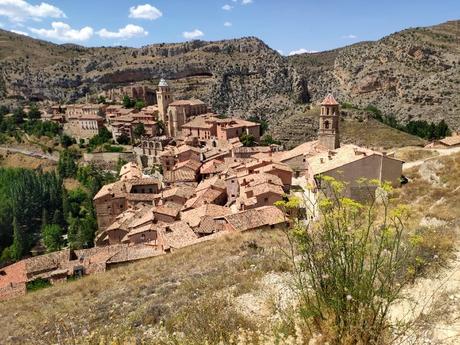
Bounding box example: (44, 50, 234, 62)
(0, 78, 410, 301)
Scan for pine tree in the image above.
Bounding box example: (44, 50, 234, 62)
(11, 217, 25, 261)
(41, 208, 49, 232)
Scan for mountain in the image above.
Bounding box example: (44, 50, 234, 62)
(0, 20, 458, 147)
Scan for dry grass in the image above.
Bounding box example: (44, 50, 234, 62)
(341, 119, 426, 149)
(394, 147, 439, 162)
(394, 151, 460, 223)
(0, 230, 296, 345)
(0, 152, 56, 172)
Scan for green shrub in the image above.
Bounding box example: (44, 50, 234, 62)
(277, 177, 413, 344)
(26, 278, 52, 292)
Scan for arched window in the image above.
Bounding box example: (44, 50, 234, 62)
(324, 120, 330, 129)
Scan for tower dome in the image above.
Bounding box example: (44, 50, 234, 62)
(158, 78, 169, 87)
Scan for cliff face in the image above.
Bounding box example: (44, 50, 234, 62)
(0, 20, 458, 146)
(290, 20, 460, 130)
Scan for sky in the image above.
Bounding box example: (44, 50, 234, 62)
(0, 0, 458, 55)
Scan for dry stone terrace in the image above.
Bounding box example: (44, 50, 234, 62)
(0, 92, 405, 301)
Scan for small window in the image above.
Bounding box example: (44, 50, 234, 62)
(141, 234, 146, 240)
(264, 197, 269, 202)
(119, 204, 123, 209)
(0, 270, 6, 276)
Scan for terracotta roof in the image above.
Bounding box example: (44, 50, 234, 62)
(224, 206, 286, 231)
(250, 183, 284, 196)
(181, 204, 231, 228)
(182, 115, 216, 129)
(307, 144, 402, 176)
(256, 162, 294, 173)
(200, 158, 225, 175)
(174, 159, 202, 172)
(321, 93, 339, 106)
(160, 185, 196, 200)
(196, 216, 224, 234)
(273, 141, 325, 162)
(184, 188, 225, 209)
(196, 175, 227, 193)
(169, 99, 205, 106)
(160, 221, 198, 249)
(153, 203, 182, 218)
(164, 170, 197, 183)
(238, 173, 283, 187)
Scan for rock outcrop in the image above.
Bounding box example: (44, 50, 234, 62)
(0, 20, 458, 146)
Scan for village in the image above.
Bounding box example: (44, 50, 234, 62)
(0, 79, 406, 301)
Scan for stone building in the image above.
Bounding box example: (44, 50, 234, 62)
(93, 163, 161, 231)
(134, 136, 173, 167)
(156, 79, 208, 136)
(181, 114, 261, 143)
(63, 113, 104, 142)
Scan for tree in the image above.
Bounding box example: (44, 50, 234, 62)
(134, 99, 145, 111)
(10, 217, 25, 261)
(60, 134, 74, 148)
(40, 208, 49, 232)
(248, 116, 269, 135)
(0, 105, 9, 117)
(123, 95, 135, 108)
(117, 132, 131, 145)
(52, 209, 65, 229)
(260, 134, 281, 146)
(97, 95, 107, 104)
(42, 224, 63, 252)
(239, 132, 256, 147)
(133, 123, 146, 139)
(58, 150, 77, 178)
(157, 120, 166, 136)
(13, 107, 25, 124)
(27, 104, 41, 120)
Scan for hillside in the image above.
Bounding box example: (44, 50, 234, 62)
(0, 20, 459, 146)
(2, 150, 460, 344)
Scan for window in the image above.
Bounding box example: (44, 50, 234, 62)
(141, 234, 146, 240)
(264, 197, 269, 202)
(0, 270, 6, 276)
(324, 120, 330, 129)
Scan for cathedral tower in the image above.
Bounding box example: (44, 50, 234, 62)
(156, 78, 172, 123)
(318, 93, 340, 150)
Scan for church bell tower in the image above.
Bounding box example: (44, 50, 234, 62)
(156, 78, 172, 123)
(318, 93, 340, 150)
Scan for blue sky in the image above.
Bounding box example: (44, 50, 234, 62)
(0, 0, 458, 55)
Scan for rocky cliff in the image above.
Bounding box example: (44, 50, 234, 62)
(0, 20, 458, 146)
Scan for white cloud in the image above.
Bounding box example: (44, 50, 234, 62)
(242, 0, 253, 4)
(98, 24, 148, 39)
(276, 49, 283, 55)
(10, 29, 29, 36)
(222, 4, 233, 10)
(224, 21, 232, 27)
(342, 34, 357, 39)
(129, 4, 162, 20)
(30, 22, 93, 42)
(0, 0, 65, 22)
(288, 48, 318, 56)
(182, 29, 204, 40)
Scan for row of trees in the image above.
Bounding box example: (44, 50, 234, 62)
(0, 149, 117, 264)
(366, 105, 451, 140)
